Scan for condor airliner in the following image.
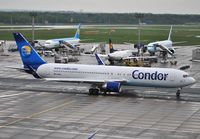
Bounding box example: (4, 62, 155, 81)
(44, 24, 81, 49)
(13, 33, 195, 97)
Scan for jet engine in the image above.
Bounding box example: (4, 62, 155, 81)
(102, 82, 121, 92)
(169, 48, 175, 54)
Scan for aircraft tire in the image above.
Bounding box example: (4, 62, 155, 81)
(176, 90, 181, 98)
(89, 88, 99, 95)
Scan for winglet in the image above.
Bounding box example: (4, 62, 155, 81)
(74, 23, 81, 39)
(168, 25, 173, 40)
(95, 53, 105, 65)
(13, 32, 46, 70)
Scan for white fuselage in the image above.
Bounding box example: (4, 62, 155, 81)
(147, 40, 173, 54)
(44, 38, 80, 49)
(109, 50, 135, 60)
(98, 50, 136, 61)
(36, 63, 195, 88)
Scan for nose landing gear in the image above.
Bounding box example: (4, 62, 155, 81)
(176, 88, 182, 98)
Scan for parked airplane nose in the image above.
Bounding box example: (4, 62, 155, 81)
(147, 44, 155, 53)
(189, 77, 196, 85)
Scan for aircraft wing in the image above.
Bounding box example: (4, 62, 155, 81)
(156, 43, 174, 56)
(173, 41, 187, 45)
(44, 78, 127, 84)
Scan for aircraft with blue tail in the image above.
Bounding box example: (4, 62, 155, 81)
(13, 32, 195, 98)
(44, 24, 81, 49)
(147, 26, 175, 56)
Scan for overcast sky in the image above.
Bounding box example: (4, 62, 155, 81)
(0, 0, 199, 14)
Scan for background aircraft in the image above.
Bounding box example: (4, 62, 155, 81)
(147, 26, 175, 56)
(44, 24, 81, 49)
(98, 39, 138, 64)
(13, 32, 195, 98)
(98, 49, 136, 63)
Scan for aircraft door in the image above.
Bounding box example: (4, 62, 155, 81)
(169, 72, 175, 81)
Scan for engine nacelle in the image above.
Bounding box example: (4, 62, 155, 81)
(102, 82, 121, 92)
(169, 48, 175, 54)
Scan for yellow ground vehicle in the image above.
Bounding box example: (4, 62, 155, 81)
(122, 57, 151, 67)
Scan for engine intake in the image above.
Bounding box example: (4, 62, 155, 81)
(169, 48, 175, 54)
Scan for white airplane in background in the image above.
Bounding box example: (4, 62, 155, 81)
(44, 24, 81, 49)
(13, 32, 195, 98)
(147, 26, 175, 56)
(98, 39, 137, 62)
(98, 49, 136, 61)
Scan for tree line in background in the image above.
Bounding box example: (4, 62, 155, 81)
(0, 11, 200, 25)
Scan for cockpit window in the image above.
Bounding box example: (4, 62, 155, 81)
(183, 74, 189, 78)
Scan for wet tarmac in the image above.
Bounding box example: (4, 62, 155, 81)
(0, 43, 200, 138)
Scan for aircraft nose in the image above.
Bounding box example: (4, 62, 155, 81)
(189, 77, 196, 85)
(147, 45, 153, 52)
(147, 45, 150, 50)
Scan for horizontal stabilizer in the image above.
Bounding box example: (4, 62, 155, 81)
(5, 66, 26, 72)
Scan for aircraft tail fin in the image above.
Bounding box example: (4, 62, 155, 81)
(74, 23, 81, 39)
(168, 25, 173, 40)
(109, 38, 114, 53)
(95, 53, 105, 65)
(13, 32, 46, 70)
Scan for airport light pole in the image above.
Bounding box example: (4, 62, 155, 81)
(135, 13, 144, 45)
(29, 12, 37, 46)
(10, 15, 13, 30)
(135, 13, 144, 56)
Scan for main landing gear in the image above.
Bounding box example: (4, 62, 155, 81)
(89, 88, 100, 95)
(176, 88, 182, 98)
(88, 86, 111, 96)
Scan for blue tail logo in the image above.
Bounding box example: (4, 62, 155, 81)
(21, 45, 32, 57)
(13, 32, 46, 70)
(74, 23, 81, 39)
